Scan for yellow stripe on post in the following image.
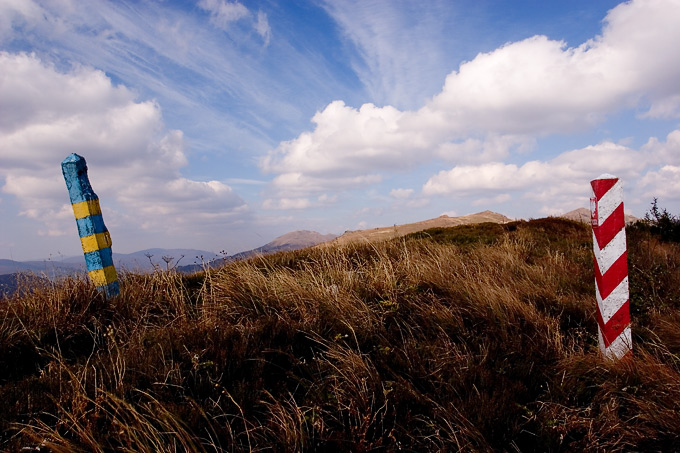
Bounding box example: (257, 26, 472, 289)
(80, 231, 112, 254)
(88, 266, 118, 287)
(71, 199, 102, 219)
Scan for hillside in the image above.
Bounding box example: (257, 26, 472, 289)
(561, 207, 639, 224)
(230, 230, 338, 259)
(1, 218, 680, 451)
(177, 230, 338, 273)
(0, 273, 49, 297)
(330, 210, 512, 245)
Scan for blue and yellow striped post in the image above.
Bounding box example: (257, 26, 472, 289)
(61, 153, 120, 298)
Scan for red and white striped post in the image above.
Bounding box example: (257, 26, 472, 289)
(590, 174, 631, 359)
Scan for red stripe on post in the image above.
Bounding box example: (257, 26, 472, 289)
(594, 251, 628, 300)
(596, 300, 631, 347)
(593, 203, 625, 250)
(590, 178, 618, 200)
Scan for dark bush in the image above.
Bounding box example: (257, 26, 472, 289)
(631, 198, 680, 243)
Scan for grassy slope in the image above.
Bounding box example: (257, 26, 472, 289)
(1, 218, 680, 451)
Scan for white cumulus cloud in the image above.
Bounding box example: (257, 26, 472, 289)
(262, 0, 680, 209)
(423, 133, 680, 215)
(639, 165, 680, 201)
(0, 51, 246, 238)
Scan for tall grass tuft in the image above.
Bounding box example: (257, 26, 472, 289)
(2, 218, 680, 451)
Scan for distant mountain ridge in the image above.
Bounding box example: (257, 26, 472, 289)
(112, 249, 222, 271)
(3, 213, 513, 281)
(0, 249, 222, 277)
(0, 258, 82, 277)
(4, 208, 641, 285)
(177, 230, 338, 273)
(1, 232, 337, 281)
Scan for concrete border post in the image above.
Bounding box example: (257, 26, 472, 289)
(590, 174, 631, 359)
(61, 153, 120, 298)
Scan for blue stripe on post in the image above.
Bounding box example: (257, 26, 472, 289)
(61, 153, 120, 298)
(76, 214, 108, 238)
(61, 153, 97, 204)
(84, 247, 114, 271)
(98, 281, 120, 297)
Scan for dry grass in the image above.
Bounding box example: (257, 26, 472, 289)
(1, 218, 680, 451)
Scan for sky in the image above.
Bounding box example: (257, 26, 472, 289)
(2, 0, 680, 260)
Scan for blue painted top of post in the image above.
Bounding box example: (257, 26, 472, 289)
(61, 153, 97, 204)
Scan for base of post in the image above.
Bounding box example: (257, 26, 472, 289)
(97, 280, 120, 299)
(598, 325, 632, 360)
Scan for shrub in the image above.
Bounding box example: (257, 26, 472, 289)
(631, 198, 680, 243)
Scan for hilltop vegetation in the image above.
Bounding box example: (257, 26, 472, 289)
(1, 217, 680, 451)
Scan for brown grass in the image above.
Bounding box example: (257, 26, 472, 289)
(1, 218, 680, 451)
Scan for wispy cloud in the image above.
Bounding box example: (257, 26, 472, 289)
(255, 10, 271, 46)
(319, 0, 457, 109)
(197, 0, 249, 29)
(262, 197, 311, 210)
(390, 188, 414, 199)
(0, 0, 354, 157)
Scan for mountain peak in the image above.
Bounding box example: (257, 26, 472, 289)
(266, 230, 338, 248)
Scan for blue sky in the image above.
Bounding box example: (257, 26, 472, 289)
(2, 0, 680, 260)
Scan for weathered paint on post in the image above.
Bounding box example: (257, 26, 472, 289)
(590, 174, 631, 359)
(61, 153, 120, 298)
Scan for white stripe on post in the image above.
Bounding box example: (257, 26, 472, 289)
(590, 173, 631, 359)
